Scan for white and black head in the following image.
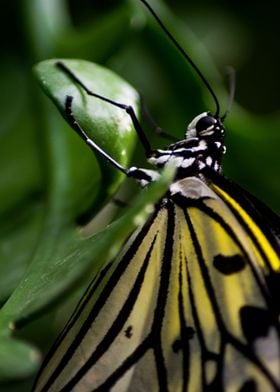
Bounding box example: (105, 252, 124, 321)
(186, 112, 225, 142)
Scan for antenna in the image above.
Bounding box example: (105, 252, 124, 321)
(138, 0, 220, 117)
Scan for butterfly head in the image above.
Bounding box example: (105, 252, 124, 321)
(186, 112, 225, 141)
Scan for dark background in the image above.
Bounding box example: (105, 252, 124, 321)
(67, 0, 280, 113)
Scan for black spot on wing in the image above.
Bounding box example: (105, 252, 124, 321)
(172, 340, 181, 354)
(213, 254, 246, 275)
(238, 379, 257, 392)
(124, 325, 133, 339)
(240, 306, 273, 343)
(172, 327, 195, 353)
(186, 326, 195, 339)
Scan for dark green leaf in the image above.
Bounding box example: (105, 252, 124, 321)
(0, 337, 39, 381)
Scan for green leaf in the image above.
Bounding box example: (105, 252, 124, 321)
(34, 59, 139, 199)
(0, 204, 44, 303)
(0, 337, 39, 381)
(0, 60, 44, 301)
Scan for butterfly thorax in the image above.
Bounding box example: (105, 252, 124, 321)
(148, 112, 225, 179)
(127, 112, 226, 189)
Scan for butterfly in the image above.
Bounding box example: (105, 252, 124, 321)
(33, 0, 280, 391)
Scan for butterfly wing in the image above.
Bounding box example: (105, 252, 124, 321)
(33, 205, 172, 391)
(177, 175, 280, 390)
(208, 171, 280, 314)
(33, 176, 280, 392)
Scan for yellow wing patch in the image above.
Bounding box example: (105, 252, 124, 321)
(213, 184, 280, 272)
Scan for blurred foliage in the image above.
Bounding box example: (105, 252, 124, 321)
(0, 0, 279, 390)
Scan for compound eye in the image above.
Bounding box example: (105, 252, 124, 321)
(196, 115, 216, 134)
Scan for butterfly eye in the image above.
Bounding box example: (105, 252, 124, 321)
(195, 115, 216, 134)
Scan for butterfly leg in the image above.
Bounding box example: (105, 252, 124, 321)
(56, 61, 153, 157)
(64, 94, 158, 183)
